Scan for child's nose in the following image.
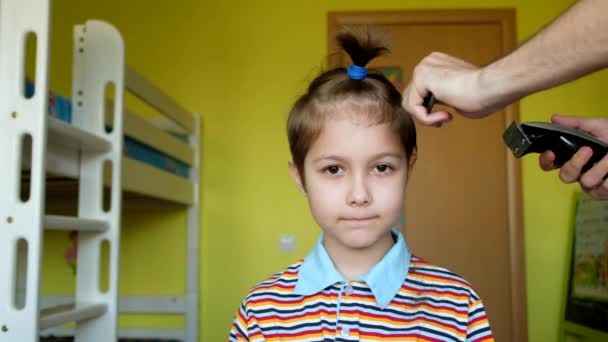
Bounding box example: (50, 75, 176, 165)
(347, 175, 372, 206)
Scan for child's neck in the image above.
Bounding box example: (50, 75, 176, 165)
(323, 232, 395, 281)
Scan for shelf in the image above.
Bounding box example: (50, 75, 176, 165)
(48, 116, 112, 153)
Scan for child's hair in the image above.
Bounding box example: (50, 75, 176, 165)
(287, 28, 417, 185)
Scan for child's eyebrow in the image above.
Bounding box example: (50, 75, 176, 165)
(312, 155, 348, 163)
(369, 152, 404, 160)
(312, 152, 404, 163)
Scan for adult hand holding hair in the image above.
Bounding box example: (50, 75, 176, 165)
(403, 0, 608, 125)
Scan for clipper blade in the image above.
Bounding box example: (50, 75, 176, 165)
(503, 121, 532, 158)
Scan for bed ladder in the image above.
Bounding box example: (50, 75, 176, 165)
(0, 1, 125, 341)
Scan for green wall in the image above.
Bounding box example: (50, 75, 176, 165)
(39, 0, 608, 341)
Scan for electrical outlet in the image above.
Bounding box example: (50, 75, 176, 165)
(279, 234, 296, 253)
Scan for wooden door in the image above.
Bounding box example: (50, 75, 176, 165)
(329, 10, 526, 342)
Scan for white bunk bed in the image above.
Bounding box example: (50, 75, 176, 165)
(0, 0, 200, 341)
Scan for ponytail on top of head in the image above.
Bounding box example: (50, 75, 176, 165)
(336, 28, 389, 68)
(287, 26, 416, 185)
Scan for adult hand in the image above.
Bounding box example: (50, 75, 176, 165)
(539, 115, 608, 199)
(402, 52, 509, 126)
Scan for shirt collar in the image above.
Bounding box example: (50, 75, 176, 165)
(293, 228, 411, 309)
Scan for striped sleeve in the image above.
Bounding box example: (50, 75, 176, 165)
(465, 293, 495, 342)
(228, 302, 249, 342)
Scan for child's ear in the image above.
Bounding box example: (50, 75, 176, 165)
(407, 150, 417, 176)
(288, 160, 307, 195)
(408, 149, 417, 169)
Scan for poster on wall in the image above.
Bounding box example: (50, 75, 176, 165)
(571, 194, 608, 302)
(380, 66, 403, 90)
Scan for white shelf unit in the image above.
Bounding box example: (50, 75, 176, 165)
(0, 0, 201, 341)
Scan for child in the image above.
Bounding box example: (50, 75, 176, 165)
(229, 29, 494, 342)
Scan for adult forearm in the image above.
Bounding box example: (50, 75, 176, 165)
(479, 0, 608, 107)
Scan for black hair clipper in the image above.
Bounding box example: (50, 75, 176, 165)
(503, 121, 608, 173)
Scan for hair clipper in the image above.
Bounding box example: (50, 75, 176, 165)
(503, 121, 608, 173)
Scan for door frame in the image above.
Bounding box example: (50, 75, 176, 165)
(328, 9, 526, 342)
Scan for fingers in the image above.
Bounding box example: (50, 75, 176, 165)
(402, 83, 423, 113)
(407, 105, 451, 126)
(403, 82, 451, 126)
(585, 182, 608, 200)
(539, 150, 556, 171)
(579, 153, 608, 189)
(582, 159, 608, 200)
(403, 51, 485, 125)
(402, 85, 426, 122)
(549, 114, 608, 199)
(551, 114, 601, 136)
(541, 146, 608, 200)
(559, 147, 593, 183)
(427, 110, 452, 127)
(402, 58, 453, 126)
(401, 54, 445, 125)
(550, 114, 583, 129)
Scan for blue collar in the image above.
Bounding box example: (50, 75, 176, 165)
(293, 228, 411, 309)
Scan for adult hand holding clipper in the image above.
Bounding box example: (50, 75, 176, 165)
(538, 115, 608, 200)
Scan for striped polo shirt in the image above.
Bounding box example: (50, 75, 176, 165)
(229, 229, 494, 341)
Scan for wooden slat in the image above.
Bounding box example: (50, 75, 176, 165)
(44, 215, 108, 232)
(119, 295, 186, 314)
(105, 102, 194, 165)
(121, 158, 193, 205)
(41, 172, 189, 212)
(42, 295, 186, 314)
(41, 327, 186, 340)
(39, 303, 107, 330)
(124, 109, 194, 165)
(125, 66, 194, 133)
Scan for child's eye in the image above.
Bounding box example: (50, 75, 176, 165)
(324, 165, 343, 175)
(374, 164, 393, 173)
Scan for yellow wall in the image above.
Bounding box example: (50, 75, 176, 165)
(40, 0, 608, 341)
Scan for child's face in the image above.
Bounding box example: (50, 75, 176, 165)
(290, 114, 415, 250)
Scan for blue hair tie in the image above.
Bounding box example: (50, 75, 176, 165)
(347, 64, 367, 80)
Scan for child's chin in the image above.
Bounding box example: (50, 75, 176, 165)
(343, 233, 383, 250)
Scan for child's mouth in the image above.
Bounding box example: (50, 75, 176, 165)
(341, 216, 378, 223)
